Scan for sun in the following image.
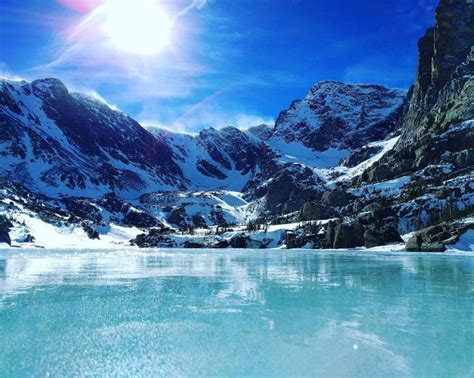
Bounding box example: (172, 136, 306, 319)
(100, 0, 172, 56)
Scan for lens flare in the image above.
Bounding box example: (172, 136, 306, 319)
(56, 0, 104, 13)
(100, 0, 172, 56)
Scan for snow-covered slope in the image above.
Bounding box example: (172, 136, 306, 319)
(1, 0, 472, 251)
(0, 78, 184, 198)
(0, 77, 411, 235)
(148, 126, 270, 192)
(139, 190, 249, 228)
(269, 81, 405, 165)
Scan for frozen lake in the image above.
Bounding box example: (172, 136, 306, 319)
(0, 248, 473, 376)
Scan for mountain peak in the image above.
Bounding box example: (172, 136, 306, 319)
(307, 81, 402, 97)
(272, 81, 406, 152)
(31, 78, 69, 99)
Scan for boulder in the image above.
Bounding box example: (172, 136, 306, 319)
(333, 222, 364, 249)
(24, 234, 35, 243)
(0, 215, 13, 246)
(283, 222, 325, 249)
(211, 240, 229, 249)
(321, 189, 355, 207)
(284, 230, 311, 249)
(230, 234, 248, 248)
(0, 229, 11, 246)
(406, 222, 474, 252)
(229, 234, 264, 249)
(81, 223, 100, 240)
(123, 210, 161, 229)
(299, 201, 337, 221)
(183, 241, 204, 248)
(363, 226, 403, 248)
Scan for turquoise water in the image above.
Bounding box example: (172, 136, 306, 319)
(0, 249, 473, 377)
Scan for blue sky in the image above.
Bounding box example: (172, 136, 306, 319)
(0, 0, 438, 132)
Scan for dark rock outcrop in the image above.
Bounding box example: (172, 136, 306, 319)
(81, 222, 100, 240)
(123, 210, 162, 229)
(0, 230, 10, 246)
(0, 215, 13, 245)
(299, 201, 337, 221)
(340, 145, 384, 168)
(406, 222, 473, 252)
(130, 231, 177, 248)
(333, 222, 365, 249)
(321, 189, 356, 207)
(323, 218, 403, 249)
(229, 234, 264, 249)
(363, 226, 404, 248)
(362, 0, 474, 183)
(183, 241, 205, 248)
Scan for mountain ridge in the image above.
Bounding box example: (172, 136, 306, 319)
(0, 0, 473, 250)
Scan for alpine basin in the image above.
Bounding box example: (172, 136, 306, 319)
(0, 249, 473, 377)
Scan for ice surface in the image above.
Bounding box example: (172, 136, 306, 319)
(0, 249, 472, 376)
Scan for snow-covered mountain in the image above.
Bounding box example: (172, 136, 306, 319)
(1, 0, 472, 250)
(148, 126, 271, 192)
(1, 76, 406, 199)
(0, 78, 184, 198)
(270, 81, 405, 156)
(0, 77, 411, 240)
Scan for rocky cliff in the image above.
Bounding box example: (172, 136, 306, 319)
(362, 0, 474, 183)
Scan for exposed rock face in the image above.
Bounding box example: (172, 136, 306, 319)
(332, 222, 365, 249)
(0, 78, 184, 197)
(284, 222, 325, 249)
(81, 223, 100, 240)
(123, 210, 163, 229)
(401, 0, 474, 142)
(151, 126, 273, 192)
(271, 81, 405, 152)
(244, 163, 324, 216)
(299, 201, 337, 221)
(406, 222, 473, 252)
(131, 232, 177, 248)
(0, 215, 13, 245)
(322, 218, 403, 249)
(363, 0, 474, 183)
(246, 124, 273, 141)
(139, 191, 247, 229)
(340, 145, 383, 168)
(321, 189, 356, 207)
(1, 0, 472, 251)
(363, 226, 404, 248)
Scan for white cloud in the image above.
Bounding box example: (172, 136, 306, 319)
(141, 111, 274, 135)
(144, 107, 274, 134)
(79, 89, 120, 111)
(0, 62, 26, 81)
(232, 114, 275, 130)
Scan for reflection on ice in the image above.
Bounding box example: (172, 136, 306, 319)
(0, 249, 473, 377)
(1, 249, 473, 302)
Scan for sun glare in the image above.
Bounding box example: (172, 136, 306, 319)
(101, 0, 172, 56)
